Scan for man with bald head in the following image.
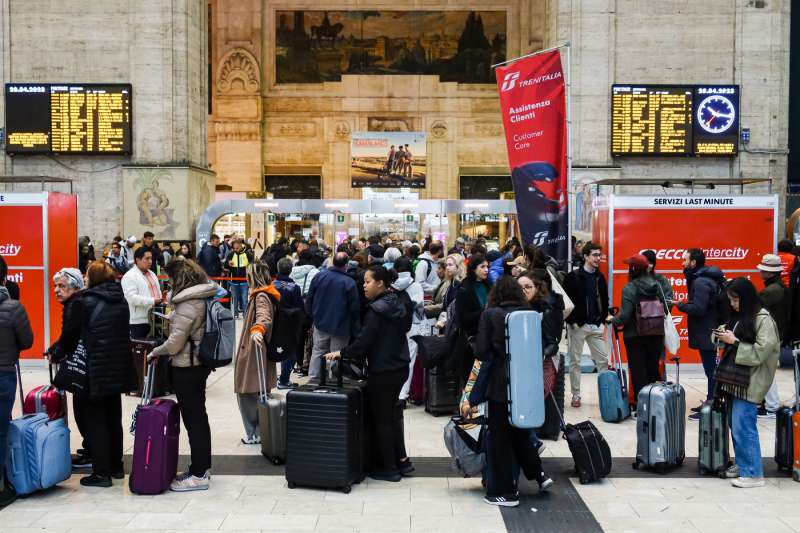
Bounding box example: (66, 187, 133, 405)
(305, 251, 361, 381)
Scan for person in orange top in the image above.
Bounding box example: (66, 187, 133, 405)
(777, 239, 797, 288)
(234, 261, 280, 445)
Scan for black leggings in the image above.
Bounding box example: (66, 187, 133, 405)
(76, 393, 123, 477)
(487, 400, 545, 497)
(624, 335, 663, 407)
(365, 368, 408, 475)
(172, 366, 212, 477)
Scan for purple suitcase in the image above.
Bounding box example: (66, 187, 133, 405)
(129, 361, 180, 495)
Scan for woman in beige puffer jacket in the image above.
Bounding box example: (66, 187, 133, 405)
(150, 259, 218, 492)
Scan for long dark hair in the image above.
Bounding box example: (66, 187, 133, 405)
(467, 253, 487, 282)
(487, 275, 526, 308)
(726, 277, 761, 343)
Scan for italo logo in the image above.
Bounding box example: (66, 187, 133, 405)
(639, 247, 749, 261)
(0, 244, 21, 256)
(500, 72, 520, 92)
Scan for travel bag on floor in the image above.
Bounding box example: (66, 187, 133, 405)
(425, 364, 459, 416)
(505, 310, 544, 429)
(443, 416, 485, 478)
(6, 365, 72, 496)
(255, 341, 287, 464)
(285, 358, 365, 493)
(550, 394, 612, 484)
(633, 357, 686, 474)
(129, 360, 180, 495)
(23, 363, 67, 421)
(775, 345, 800, 480)
(698, 398, 730, 477)
(598, 325, 630, 423)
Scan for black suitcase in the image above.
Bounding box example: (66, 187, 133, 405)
(285, 361, 365, 493)
(425, 364, 459, 416)
(698, 399, 731, 477)
(776, 345, 799, 472)
(537, 353, 565, 440)
(130, 307, 171, 397)
(563, 419, 613, 484)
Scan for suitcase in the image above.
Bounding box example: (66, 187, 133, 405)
(425, 364, 459, 416)
(129, 361, 181, 495)
(598, 326, 630, 423)
(285, 359, 365, 493)
(537, 353, 565, 441)
(131, 306, 171, 397)
(505, 310, 545, 429)
(633, 357, 686, 474)
(255, 341, 287, 464)
(698, 398, 730, 477)
(775, 345, 800, 480)
(408, 356, 425, 405)
(23, 364, 67, 421)
(548, 394, 612, 483)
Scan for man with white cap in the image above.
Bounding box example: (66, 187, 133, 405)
(756, 253, 790, 418)
(121, 236, 137, 267)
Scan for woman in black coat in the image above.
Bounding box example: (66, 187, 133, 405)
(469, 276, 553, 507)
(76, 261, 133, 488)
(454, 253, 491, 386)
(325, 265, 413, 482)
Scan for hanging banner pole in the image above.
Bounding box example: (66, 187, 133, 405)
(494, 43, 571, 265)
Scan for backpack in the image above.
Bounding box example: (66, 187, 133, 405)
(196, 299, 235, 368)
(413, 257, 435, 282)
(265, 295, 306, 362)
(713, 278, 730, 324)
(635, 296, 665, 336)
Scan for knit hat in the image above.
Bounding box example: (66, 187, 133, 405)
(757, 254, 783, 273)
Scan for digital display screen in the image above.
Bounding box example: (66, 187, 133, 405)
(611, 84, 739, 157)
(5, 83, 132, 154)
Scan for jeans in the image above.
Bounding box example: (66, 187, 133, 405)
(0, 370, 16, 479)
(568, 324, 609, 398)
(730, 397, 763, 478)
(78, 393, 123, 477)
(699, 349, 717, 400)
(173, 366, 212, 477)
(365, 368, 408, 475)
(229, 282, 249, 316)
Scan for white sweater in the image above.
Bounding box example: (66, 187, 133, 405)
(121, 267, 160, 325)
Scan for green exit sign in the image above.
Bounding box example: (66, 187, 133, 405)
(406, 215, 414, 223)
(267, 214, 276, 222)
(336, 214, 345, 224)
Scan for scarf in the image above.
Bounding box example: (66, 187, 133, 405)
(714, 322, 751, 400)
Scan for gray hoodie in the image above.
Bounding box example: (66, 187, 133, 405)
(290, 264, 319, 296)
(392, 273, 424, 324)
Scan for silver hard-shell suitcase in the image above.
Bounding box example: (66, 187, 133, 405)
(255, 341, 287, 464)
(633, 357, 685, 474)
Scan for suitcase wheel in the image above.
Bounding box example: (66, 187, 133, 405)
(271, 457, 283, 466)
(632, 461, 639, 470)
(792, 471, 800, 482)
(288, 481, 296, 489)
(718, 470, 727, 479)
(655, 464, 667, 475)
(342, 485, 351, 494)
(699, 467, 707, 476)
(675, 456, 684, 466)
(579, 476, 590, 485)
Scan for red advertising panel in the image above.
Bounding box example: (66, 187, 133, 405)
(47, 193, 78, 347)
(0, 206, 43, 265)
(496, 49, 568, 262)
(595, 195, 777, 364)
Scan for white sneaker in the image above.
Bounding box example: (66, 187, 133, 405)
(724, 465, 739, 479)
(731, 476, 765, 488)
(170, 471, 210, 492)
(241, 434, 261, 445)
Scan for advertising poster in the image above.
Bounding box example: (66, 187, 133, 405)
(593, 195, 777, 364)
(351, 131, 426, 189)
(496, 49, 568, 263)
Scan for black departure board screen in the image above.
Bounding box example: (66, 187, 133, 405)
(5, 83, 132, 154)
(611, 84, 739, 157)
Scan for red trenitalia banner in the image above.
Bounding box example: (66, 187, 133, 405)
(496, 50, 568, 263)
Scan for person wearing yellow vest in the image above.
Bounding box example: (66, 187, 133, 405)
(225, 239, 254, 317)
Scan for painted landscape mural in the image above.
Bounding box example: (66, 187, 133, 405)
(275, 10, 507, 83)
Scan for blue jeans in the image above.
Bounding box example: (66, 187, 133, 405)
(279, 352, 296, 386)
(0, 370, 17, 477)
(229, 282, 249, 316)
(699, 349, 717, 400)
(731, 398, 763, 478)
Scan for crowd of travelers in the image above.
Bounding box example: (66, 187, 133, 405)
(0, 228, 796, 507)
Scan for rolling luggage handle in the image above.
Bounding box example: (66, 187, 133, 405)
(606, 310, 628, 400)
(130, 358, 158, 434)
(254, 339, 269, 404)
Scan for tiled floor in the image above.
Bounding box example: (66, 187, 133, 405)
(3, 353, 799, 533)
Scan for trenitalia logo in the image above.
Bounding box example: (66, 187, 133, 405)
(532, 231, 548, 247)
(639, 247, 749, 261)
(0, 244, 21, 256)
(501, 72, 520, 92)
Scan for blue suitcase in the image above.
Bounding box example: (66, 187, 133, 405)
(505, 310, 544, 429)
(598, 327, 630, 423)
(6, 413, 72, 495)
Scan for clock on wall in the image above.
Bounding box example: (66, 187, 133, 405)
(696, 95, 736, 134)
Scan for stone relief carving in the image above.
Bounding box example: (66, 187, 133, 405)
(213, 121, 261, 140)
(368, 117, 414, 132)
(267, 122, 317, 137)
(334, 121, 351, 139)
(462, 121, 504, 138)
(217, 48, 261, 94)
(430, 120, 448, 139)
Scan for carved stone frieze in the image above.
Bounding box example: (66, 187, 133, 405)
(217, 48, 260, 94)
(213, 121, 261, 140)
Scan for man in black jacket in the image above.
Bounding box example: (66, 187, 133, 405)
(562, 242, 612, 408)
(197, 234, 223, 278)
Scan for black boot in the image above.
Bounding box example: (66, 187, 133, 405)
(0, 477, 17, 509)
(80, 473, 112, 488)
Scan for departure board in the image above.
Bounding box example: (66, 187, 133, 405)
(611, 85, 693, 155)
(5, 84, 132, 154)
(611, 84, 739, 157)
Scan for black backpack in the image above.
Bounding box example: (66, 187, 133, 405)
(713, 278, 730, 325)
(265, 295, 306, 362)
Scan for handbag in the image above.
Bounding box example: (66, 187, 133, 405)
(53, 340, 89, 394)
(657, 284, 680, 354)
(549, 270, 574, 318)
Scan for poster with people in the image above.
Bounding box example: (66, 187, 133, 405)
(351, 132, 426, 188)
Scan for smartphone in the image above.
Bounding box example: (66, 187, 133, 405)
(152, 311, 169, 320)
